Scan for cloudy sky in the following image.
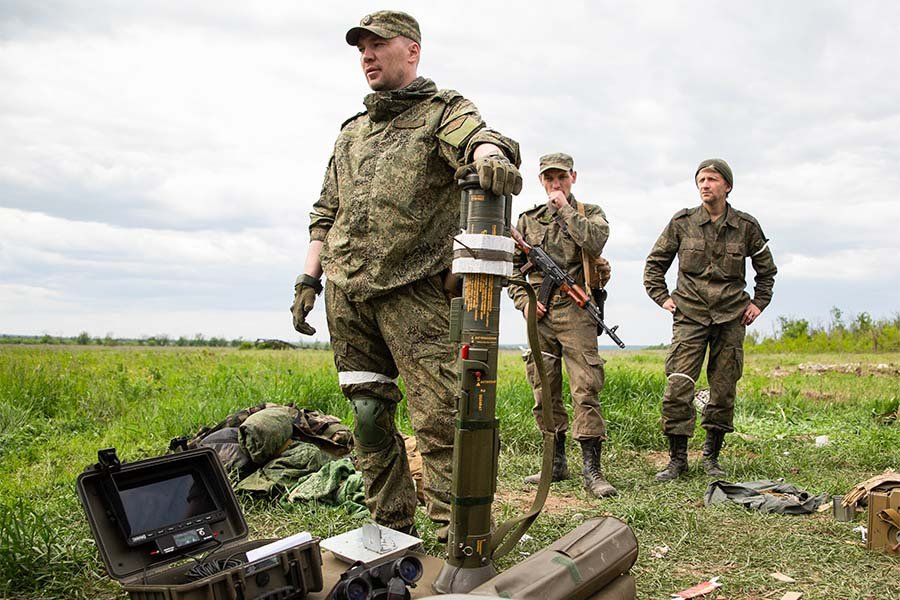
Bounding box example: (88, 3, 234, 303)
(2, 0, 898, 346)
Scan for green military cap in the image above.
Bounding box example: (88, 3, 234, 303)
(538, 152, 574, 175)
(695, 158, 733, 188)
(345, 10, 421, 45)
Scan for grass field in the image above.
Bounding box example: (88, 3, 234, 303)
(1, 345, 898, 599)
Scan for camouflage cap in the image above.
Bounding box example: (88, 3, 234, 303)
(695, 158, 733, 189)
(345, 10, 421, 45)
(538, 152, 574, 175)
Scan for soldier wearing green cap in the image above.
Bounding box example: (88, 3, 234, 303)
(643, 158, 777, 482)
(290, 10, 521, 539)
(507, 153, 618, 498)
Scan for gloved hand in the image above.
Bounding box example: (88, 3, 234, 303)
(290, 275, 322, 335)
(476, 153, 523, 196)
(455, 153, 523, 196)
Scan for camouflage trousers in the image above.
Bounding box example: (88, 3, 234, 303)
(524, 296, 607, 440)
(662, 314, 746, 436)
(325, 275, 456, 530)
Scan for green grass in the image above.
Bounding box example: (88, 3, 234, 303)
(0, 346, 898, 599)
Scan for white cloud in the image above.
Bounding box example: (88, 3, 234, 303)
(1, 1, 899, 345)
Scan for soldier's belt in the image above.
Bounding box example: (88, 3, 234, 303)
(452, 233, 515, 276)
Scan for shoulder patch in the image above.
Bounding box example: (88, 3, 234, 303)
(437, 114, 480, 148)
(340, 111, 366, 130)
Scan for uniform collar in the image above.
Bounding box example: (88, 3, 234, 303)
(363, 77, 437, 122)
(696, 202, 737, 227)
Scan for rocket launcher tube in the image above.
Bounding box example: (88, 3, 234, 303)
(435, 176, 558, 595)
(452, 234, 516, 277)
(509, 226, 626, 349)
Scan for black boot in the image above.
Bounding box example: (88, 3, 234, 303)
(655, 435, 689, 482)
(580, 438, 618, 498)
(524, 432, 570, 484)
(702, 429, 726, 476)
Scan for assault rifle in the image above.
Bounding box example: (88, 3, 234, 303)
(509, 226, 625, 348)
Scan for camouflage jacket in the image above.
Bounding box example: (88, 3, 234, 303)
(309, 77, 519, 301)
(507, 194, 609, 311)
(643, 203, 777, 325)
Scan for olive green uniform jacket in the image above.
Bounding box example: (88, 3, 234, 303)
(643, 203, 777, 434)
(507, 195, 611, 440)
(309, 77, 519, 530)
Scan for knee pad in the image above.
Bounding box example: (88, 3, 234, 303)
(351, 395, 395, 452)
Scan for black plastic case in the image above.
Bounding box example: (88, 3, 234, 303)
(77, 447, 323, 600)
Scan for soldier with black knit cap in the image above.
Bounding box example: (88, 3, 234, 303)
(643, 158, 777, 481)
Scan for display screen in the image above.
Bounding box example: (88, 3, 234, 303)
(117, 471, 217, 535)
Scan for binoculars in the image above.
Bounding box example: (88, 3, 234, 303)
(329, 555, 424, 600)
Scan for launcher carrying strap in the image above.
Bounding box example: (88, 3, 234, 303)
(490, 279, 555, 559)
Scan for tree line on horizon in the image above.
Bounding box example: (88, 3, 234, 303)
(2, 308, 898, 353)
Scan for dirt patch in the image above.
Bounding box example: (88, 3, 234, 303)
(494, 487, 595, 514)
(646, 450, 704, 468)
(798, 362, 899, 376)
(802, 389, 835, 401)
(770, 363, 899, 378)
(770, 365, 794, 377)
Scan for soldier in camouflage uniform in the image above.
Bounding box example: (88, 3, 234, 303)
(507, 153, 617, 498)
(290, 11, 521, 538)
(644, 159, 777, 481)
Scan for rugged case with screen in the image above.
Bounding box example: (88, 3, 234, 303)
(77, 447, 323, 600)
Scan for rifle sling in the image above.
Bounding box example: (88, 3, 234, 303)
(576, 200, 594, 298)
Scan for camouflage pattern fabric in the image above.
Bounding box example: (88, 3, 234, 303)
(523, 298, 607, 440)
(508, 194, 610, 439)
(182, 402, 275, 450)
(345, 10, 421, 45)
(287, 457, 368, 518)
(239, 405, 296, 465)
(309, 76, 520, 303)
(182, 403, 352, 456)
(643, 203, 777, 325)
(325, 275, 457, 530)
(236, 441, 335, 495)
(197, 427, 253, 475)
(293, 408, 353, 454)
(662, 315, 745, 435)
(507, 194, 609, 311)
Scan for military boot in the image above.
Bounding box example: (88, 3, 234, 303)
(524, 432, 570, 484)
(702, 429, 726, 477)
(579, 438, 618, 498)
(655, 435, 689, 482)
